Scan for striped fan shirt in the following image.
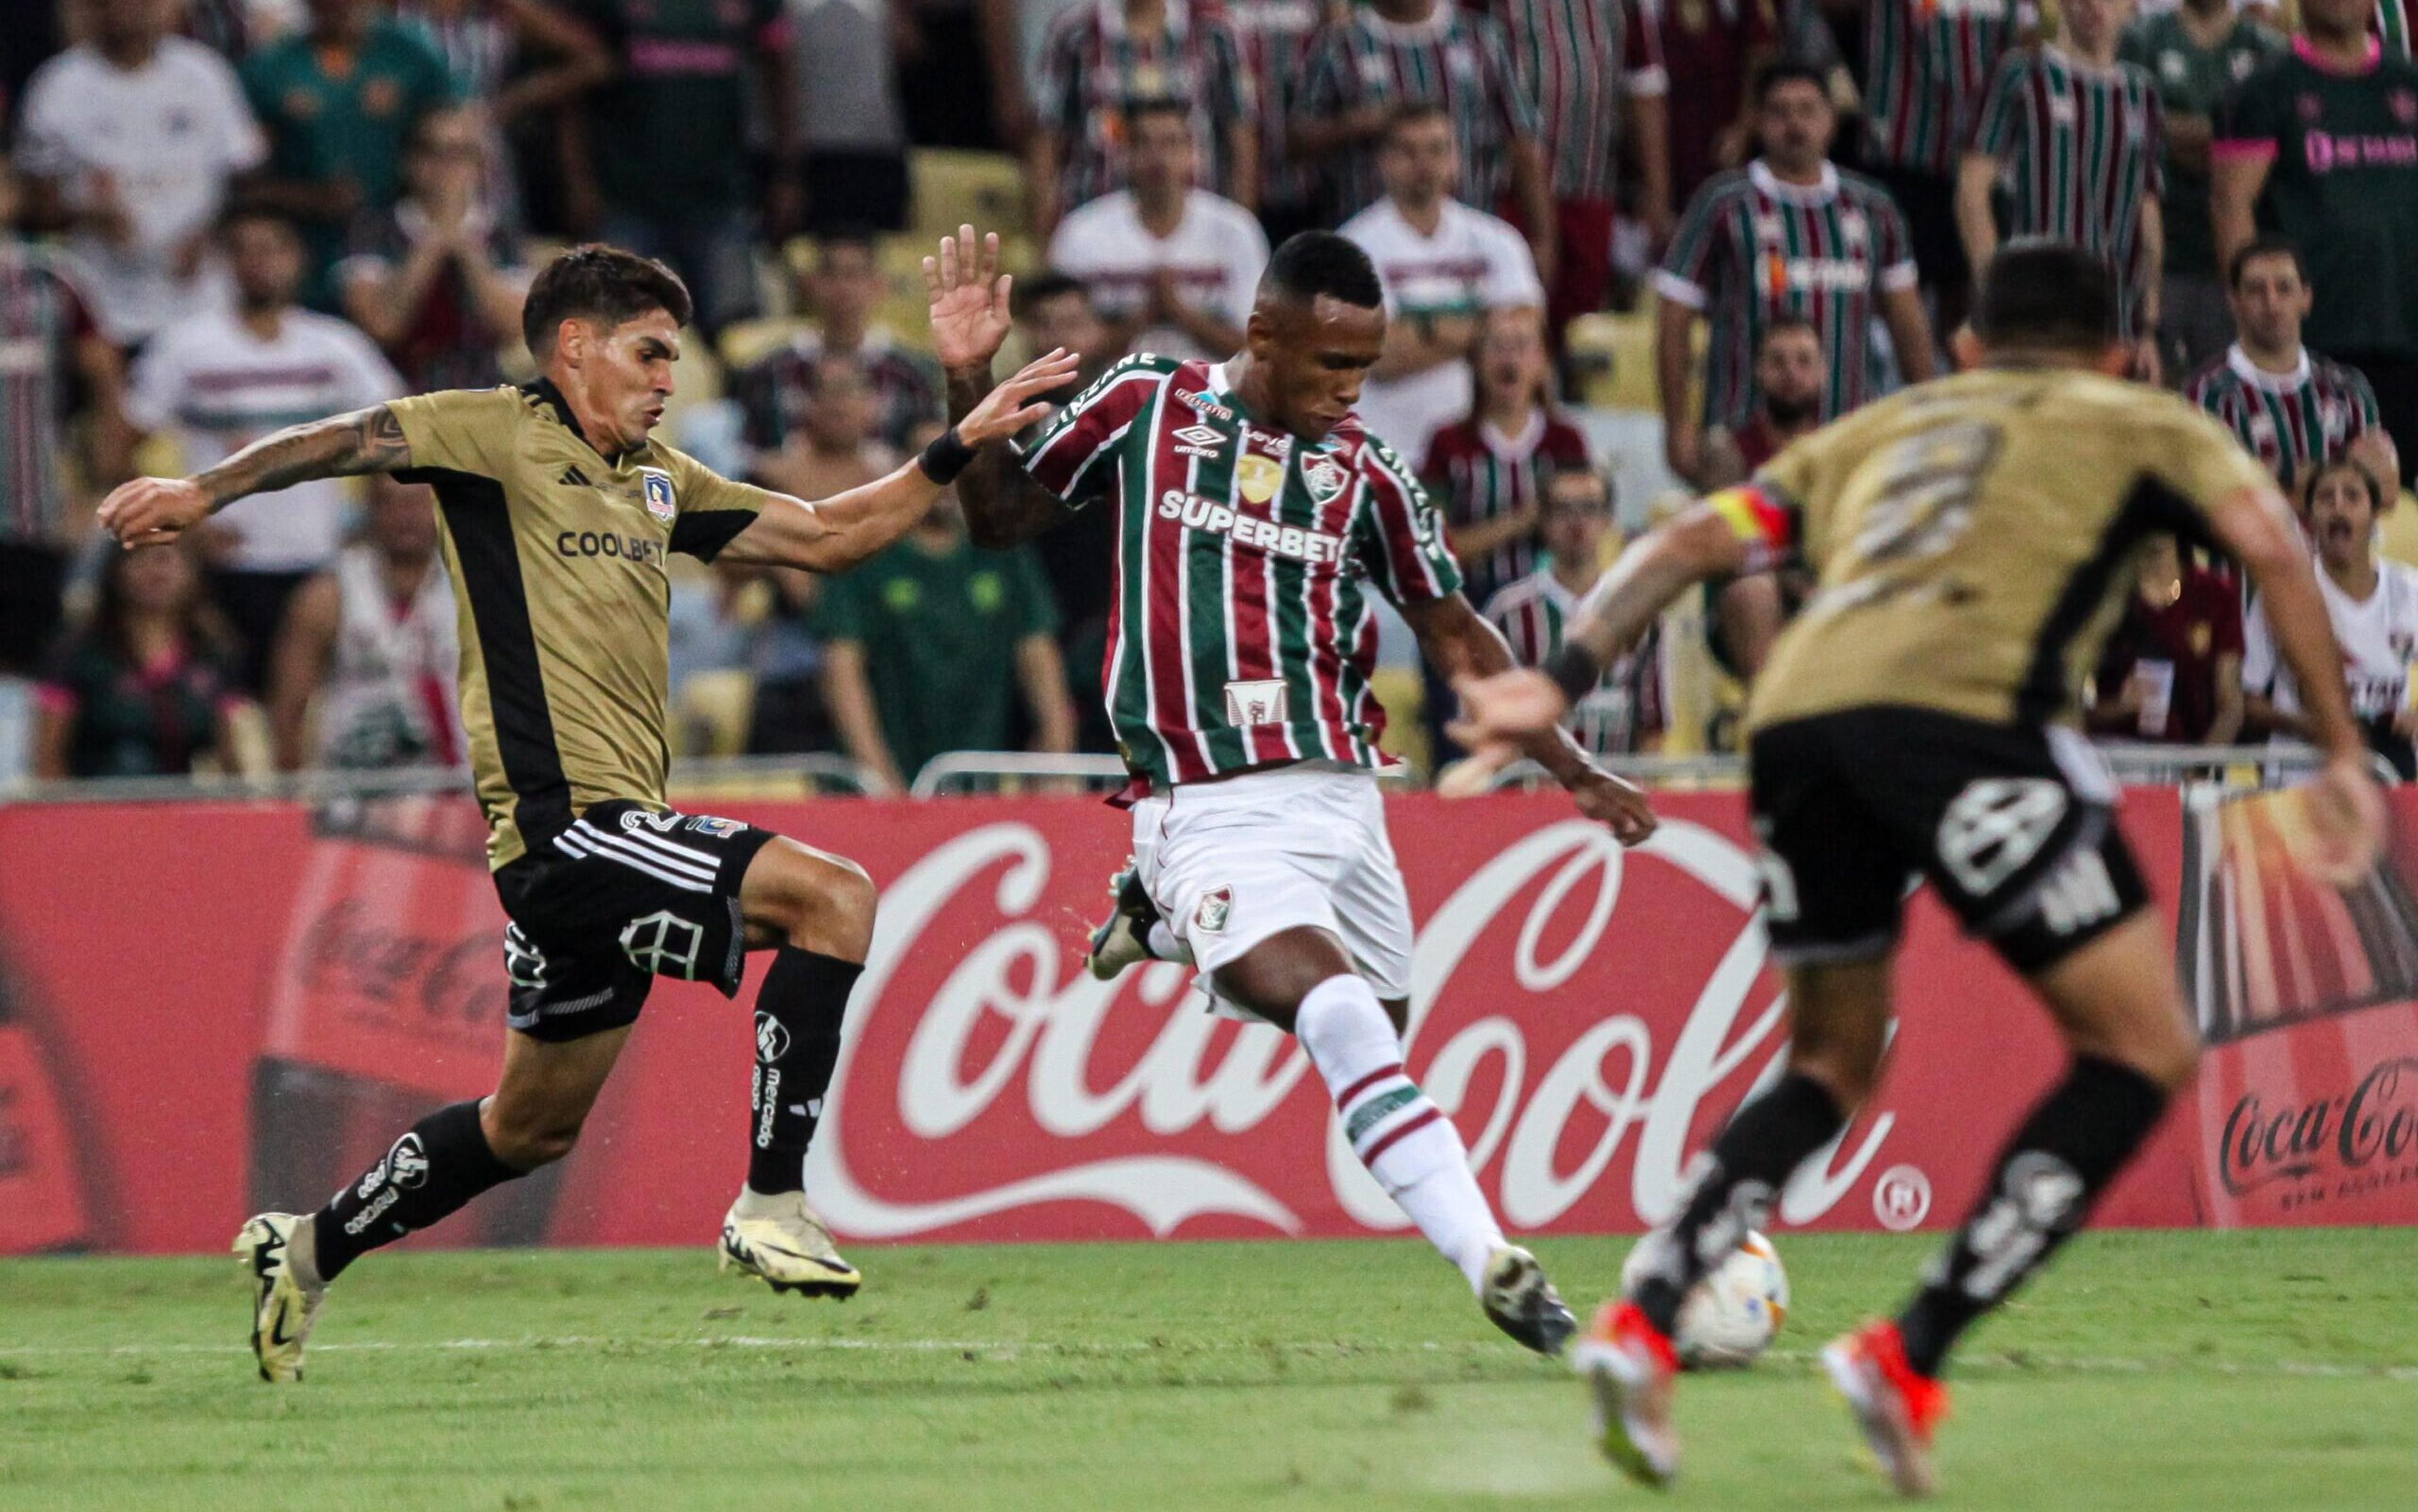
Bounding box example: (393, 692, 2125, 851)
(1970, 45, 2165, 332)
(1864, 0, 2029, 174)
(1479, 0, 1669, 199)
(1018, 352, 1464, 790)
(1484, 567, 1665, 755)
(1654, 161, 1919, 428)
(1035, 0, 1252, 210)
(1298, 5, 1542, 219)
(1223, 0, 1325, 212)
(0, 243, 94, 543)
(1419, 409, 1592, 608)
(2184, 344, 2380, 490)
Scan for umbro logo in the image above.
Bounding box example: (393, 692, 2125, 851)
(1171, 424, 1223, 448)
(559, 465, 593, 487)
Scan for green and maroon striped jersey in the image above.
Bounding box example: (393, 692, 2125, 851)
(1972, 46, 2165, 331)
(1019, 353, 1463, 789)
(2184, 344, 2381, 489)
(1654, 161, 1919, 428)
(0, 242, 93, 543)
(1034, 0, 1252, 209)
(1863, 0, 2029, 174)
(1482, 569, 1664, 754)
(1298, 5, 1541, 219)
(1479, 0, 1667, 200)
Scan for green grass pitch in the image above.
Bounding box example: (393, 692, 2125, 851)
(2, 1230, 2413, 1510)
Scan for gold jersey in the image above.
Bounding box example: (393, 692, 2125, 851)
(390, 381, 772, 868)
(1714, 368, 2276, 734)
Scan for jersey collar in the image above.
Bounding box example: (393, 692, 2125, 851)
(2294, 34, 2383, 76)
(1748, 158, 1839, 205)
(521, 377, 645, 467)
(2226, 341, 2312, 392)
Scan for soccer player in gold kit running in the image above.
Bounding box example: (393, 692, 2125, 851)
(96, 245, 1077, 1383)
(1453, 241, 2388, 1496)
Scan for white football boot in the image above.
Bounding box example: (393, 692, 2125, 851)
(233, 1212, 327, 1384)
(719, 1188, 862, 1299)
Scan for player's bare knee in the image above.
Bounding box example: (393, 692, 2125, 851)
(480, 1100, 583, 1170)
(748, 841, 878, 957)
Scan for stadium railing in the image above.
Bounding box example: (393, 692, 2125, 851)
(0, 742, 2371, 805)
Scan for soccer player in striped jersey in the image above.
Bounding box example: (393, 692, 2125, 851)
(1028, 0, 1256, 237)
(1959, 0, 2166, 373)
(1293, 0, 1556, 283)
(1223, 0, 1332, 243)
(1857, 0, 2033, 338)
(2185, 237, 2394, 491)
(1480, 465, 1665, 756)
(928, 224, 1656, 1355)
(1656, 63, 1936, 486)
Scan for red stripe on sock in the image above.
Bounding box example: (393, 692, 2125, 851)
(1359, 1106, 1443, 1166)
(1334, 1064, 1405, 1112)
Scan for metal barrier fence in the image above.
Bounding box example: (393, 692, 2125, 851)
(0, 741, 2363, 807)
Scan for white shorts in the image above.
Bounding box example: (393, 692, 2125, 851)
(1131, 765, 1415, 1014)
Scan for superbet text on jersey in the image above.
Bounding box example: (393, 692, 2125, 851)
(1019, 353, 1463, 791)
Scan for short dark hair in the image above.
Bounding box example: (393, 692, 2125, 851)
(219, 205, 299, 244)
(1011, 269, 1091, 319)
(1383, 100, 1454, 141)
(2228, 234, 2309, 292)
(2302, 455, 2387, 515)
(1262, 231, 1384, 310)
(1754, 61, 1832, 108)
(1974, 239, 2119, 350)
(1756, 313, 1821, 351)
(521, 243, 692, 356)
(1543, 462, 1612, 510)
(814, 225, 880, 263)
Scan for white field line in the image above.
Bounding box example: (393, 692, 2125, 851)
(1, 1335, 2415, 1381)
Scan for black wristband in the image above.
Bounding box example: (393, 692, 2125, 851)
(917, 426, 978, 485)
(1546, 642, 1602, 705)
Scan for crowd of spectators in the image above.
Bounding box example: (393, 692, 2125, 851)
(7, 0, 2418, 788)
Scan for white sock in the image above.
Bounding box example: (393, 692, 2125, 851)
(1146, 920, 1189, 962)
(1295, 974, 1503, 1291)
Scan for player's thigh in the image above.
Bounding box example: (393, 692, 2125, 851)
(1327, 777, 1417, 1004)
(2024, 910, 2201, 1091)
(1210, 925, 1361, 1030)
(534, 802, 782, 996)
(735, 832, 878, 958)
(484, 1022, 635, 1166)
(1145, 781, 1352, 989)
(1747, 717, 1919, 969)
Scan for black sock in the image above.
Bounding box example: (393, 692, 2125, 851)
(1897, 1055, 2169, 1379)
(1633, 1072, 1845, 1337)
(312, 1100, 519, 1280)
(747, 947, 861, 1195)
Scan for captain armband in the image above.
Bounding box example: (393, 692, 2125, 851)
(1705, 483, 1798, 574)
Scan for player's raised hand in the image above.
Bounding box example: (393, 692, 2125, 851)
(2298, 749, 2389, 886)
(957, 347, 1083, 445)
(924, 224, 1014, 373)
(96, 475, 211, 549)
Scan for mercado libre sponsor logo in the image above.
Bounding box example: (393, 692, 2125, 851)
(2217, 1055, 2418, 1205)
(2303, 130, 2418, 173)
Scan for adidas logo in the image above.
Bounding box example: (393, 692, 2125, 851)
(558, 465, 593, 487)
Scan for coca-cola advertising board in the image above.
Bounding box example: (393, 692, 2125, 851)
(1, 785, 2411, 1256)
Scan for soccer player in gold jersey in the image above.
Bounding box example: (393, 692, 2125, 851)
(1452, 241, 2387, 1496)
(97, 245, 1076, 1382)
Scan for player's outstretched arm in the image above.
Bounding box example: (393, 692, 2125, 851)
(924, 224, 1082, 549)
(1452, 499, 1752, 753)
(97, 404, 411, 549)
(1408, 593, 1657, 844)
(719, 348, 1080, 574)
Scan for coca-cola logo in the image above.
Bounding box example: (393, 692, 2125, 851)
(298, 897, 504, 1035)
(2217, 1056, 2418, 1198)
(805, 819, 1898, 1239)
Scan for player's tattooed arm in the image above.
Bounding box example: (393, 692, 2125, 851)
(96, 405, 412, 549)
(946, 363, 1077, 549)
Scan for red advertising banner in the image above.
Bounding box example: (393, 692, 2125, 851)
(0, 784, 2411, 1256)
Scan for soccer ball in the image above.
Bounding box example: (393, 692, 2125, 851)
(1618, 1229, 1790, 1370)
